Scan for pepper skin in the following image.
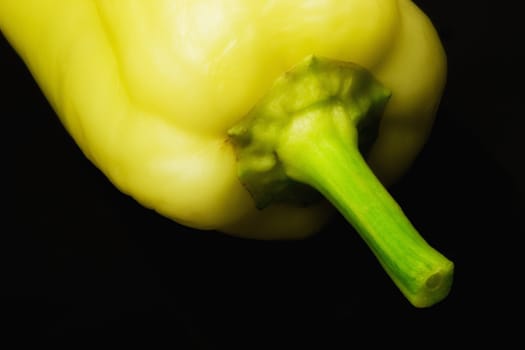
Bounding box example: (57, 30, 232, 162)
(0, 0, 445, 238)
(3, 1, 452, 307)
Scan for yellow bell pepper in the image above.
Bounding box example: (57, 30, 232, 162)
(1, 0, 453, 307)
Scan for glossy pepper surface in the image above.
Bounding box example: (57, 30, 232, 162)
(2, 0, 452, 307)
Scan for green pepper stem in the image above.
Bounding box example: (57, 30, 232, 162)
(277, 104, 453, 307)
(228, 56, 453, 307)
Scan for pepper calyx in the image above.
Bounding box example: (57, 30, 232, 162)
(228, 55, 390, 208)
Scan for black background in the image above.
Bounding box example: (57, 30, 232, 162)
(5, 0, 524, 346)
